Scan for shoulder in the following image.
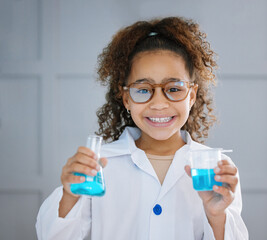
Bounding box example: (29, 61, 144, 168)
(100, 126, 140, 159)
(101, 140, 129, 158)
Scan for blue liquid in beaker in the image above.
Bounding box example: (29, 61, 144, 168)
(191, 168, 222, 191)
(70, 172, 105, 196)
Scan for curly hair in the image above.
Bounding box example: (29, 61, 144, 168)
(95, 16, 217, 143)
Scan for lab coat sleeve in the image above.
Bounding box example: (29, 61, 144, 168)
(202, 211, 216, 240)
(36, 186, 92, 240)
(223, 170, 249, 239)
(202, 169, 249, 240)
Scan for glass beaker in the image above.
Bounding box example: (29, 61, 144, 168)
(189, 148, 224, 191)
(70, 135, 106, 197)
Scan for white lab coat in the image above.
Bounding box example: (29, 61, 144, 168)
(36, 127, 248, 240)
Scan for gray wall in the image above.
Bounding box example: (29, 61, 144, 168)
(0, 0, 266, 239)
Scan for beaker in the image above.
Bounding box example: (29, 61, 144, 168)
(189, 148, 225, 191)
(70, 135, 106, 196)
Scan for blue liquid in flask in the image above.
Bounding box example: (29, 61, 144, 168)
(191, 168, 222, 191)
(70, 170, 105, 197)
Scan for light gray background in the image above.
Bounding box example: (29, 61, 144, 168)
(0, 0, 266, 239)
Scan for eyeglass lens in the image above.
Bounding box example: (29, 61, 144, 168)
(129, 81, 189, 103)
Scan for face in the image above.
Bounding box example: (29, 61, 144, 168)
(123, 50, 198, 142)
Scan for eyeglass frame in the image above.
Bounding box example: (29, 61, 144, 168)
(123, 79, 197, 104)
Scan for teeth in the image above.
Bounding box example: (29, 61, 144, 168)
(148, 117, 173, 123)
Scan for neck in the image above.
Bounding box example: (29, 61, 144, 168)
(135, 131, 186, 156)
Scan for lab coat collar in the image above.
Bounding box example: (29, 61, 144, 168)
(101, 126, 193, 157)
(129, 130, 193, 198)
(101, 127, 141, 158)
(158, 143, 190, 199)
(102, 127, 194, 198)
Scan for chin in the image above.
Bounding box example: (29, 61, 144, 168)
(147, 131, 177, 141)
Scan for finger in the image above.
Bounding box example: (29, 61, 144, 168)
(66, 154, 96, 168)
(218, 159, 231, 166)
(215, 175, 238, 192)
(74, 152, 100, 169)
(99, 157, 108, 168)
(61, 172, 85, 187)
(214, 164, 237, 176)
(77, 146, 98, 159)
(70, 163, 99, 176)
(64, 173, 86, 184)
(66, 156, 75, 166)
(67, 147, 98, 167)
(184, 165, 192, 177)
(213, 185, 234, 202)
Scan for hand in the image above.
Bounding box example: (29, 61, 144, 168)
(185, 159, 238, 218)
(61, 146, 108, 198)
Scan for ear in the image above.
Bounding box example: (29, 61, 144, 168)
(189, 84, 198, 108)
(122, 88, 130, 110)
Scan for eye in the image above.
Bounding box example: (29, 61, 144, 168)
(168, 87, 182, 92)
(137, 88, 150, 94)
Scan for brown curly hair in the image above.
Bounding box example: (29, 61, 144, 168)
(95, 16, 217, 143)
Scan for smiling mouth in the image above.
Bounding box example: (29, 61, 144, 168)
(147, 116, 174, 123)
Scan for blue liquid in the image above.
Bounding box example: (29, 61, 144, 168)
(191, 168, 222, 191)
(70, 171, 105, 197)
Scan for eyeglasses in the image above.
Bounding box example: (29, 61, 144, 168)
(123, 80, 196, 103)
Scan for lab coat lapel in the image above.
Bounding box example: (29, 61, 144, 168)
(124, 127, 159, 180)
(102, 127, 194, 189)
(131, 148, 159, 181)
(101, 127, 139, 158)
(102, 127, 158, 180)
(157, 131, 192, 200)
(157, 145, 190, 200)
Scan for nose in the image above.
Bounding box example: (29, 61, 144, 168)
(149, 87, 169, 110)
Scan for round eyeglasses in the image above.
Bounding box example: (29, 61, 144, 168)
(123, 80, 196, 103)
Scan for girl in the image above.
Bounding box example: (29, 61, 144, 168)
(36, 17, 248, 239)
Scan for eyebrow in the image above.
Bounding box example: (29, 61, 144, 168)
(133, 77, 184, 84)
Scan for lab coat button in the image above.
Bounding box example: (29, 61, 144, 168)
(153, 204, 162, 215)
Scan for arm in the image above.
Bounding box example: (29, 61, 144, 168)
(185, 157, 248, 239)
(203, 177, 248, 239)
(203, 159, 248, 239)
(36, 186, 92, 240)
(220, 174, 248, 239)
(59, 188, 80, 218)
(205, 212, 226, 240)
(36, 146, 108, 239)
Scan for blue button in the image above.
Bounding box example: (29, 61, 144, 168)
(153, 204, 162, 215)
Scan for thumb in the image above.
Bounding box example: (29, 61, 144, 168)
(99, 157, 108, 168)
(184, 165, 192, 177)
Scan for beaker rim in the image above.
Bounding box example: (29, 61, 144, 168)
(189, 148, 233, 153)
(189, 148, 223, 152)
